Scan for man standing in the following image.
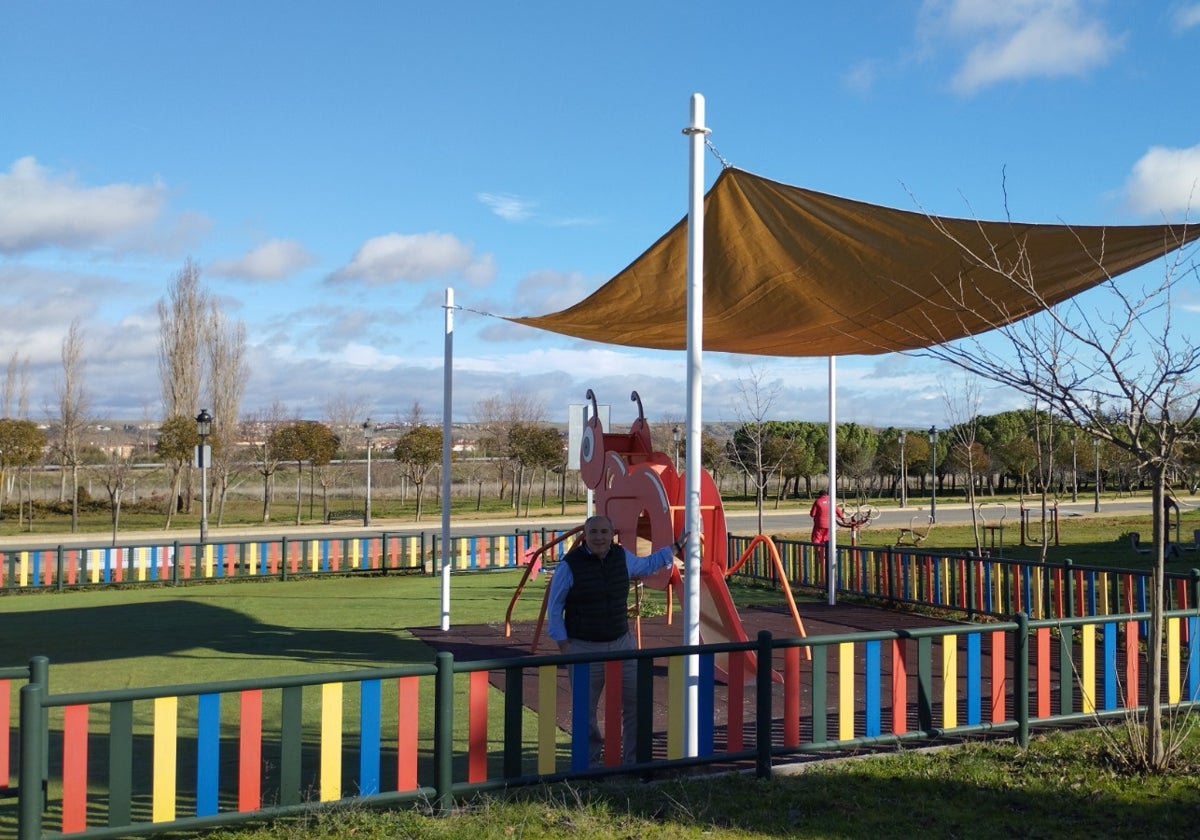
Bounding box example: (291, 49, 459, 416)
(546, 514, 686, 766)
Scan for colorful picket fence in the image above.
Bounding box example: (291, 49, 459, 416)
(14, 608, 1200, 839)
(0, 529, 574, 593)
(731, 536, 1200, 624)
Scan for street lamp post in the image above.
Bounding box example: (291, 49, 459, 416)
(928, 425, 938, 524)
(1071, 432, 1078, 503)
(363, 420, 375, 526)
(672, 425, 681, 473)
(898, 431, 907, 508)
(195, 409, 212, 544)
(1093, 435, 1101, 513)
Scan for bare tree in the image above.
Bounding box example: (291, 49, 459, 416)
(321, 393, 370, 512)
(94, 430, 135, 546)
(473, 391, 548, 505)
(4, 351, 30, 419)
(727, 365, 795, 534)
(912, 204, 1200, 770)
(942, 374, 984, 554)
(54, 319, 90, 532)
(158, 258, 212, 513)
(246, 402, 291, 523)
(208, 312, 248, 523)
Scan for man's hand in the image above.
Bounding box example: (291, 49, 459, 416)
(673, 530, 692, 554)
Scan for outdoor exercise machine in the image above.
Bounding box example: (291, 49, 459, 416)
(978, 501, 1008, 555)
(1019, 500, 1060, 546)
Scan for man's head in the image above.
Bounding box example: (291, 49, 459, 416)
(583, 515, 616, 556)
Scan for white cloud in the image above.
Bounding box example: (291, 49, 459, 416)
(842, 60, 878, 94)
(208, 238, 317, 280)
(0, 156, 166, 254)
(920, 0, 1122, 94)
(1175, 4, 1200, 31)
(327, 232, 496, 286)
(1125, 144, 1200, 216)
(513, 270, 592, 314)
(477, 192, 536, 222)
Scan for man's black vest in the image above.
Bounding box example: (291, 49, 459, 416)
(562, 543, 630, 642)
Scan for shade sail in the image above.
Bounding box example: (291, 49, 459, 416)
(509, 168, 1199, 356)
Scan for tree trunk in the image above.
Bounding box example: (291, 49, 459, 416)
(1147, 469, 1167, 768)
(109, 489, 121, 547)
(294, 462, 302, 525)
(260, 471, 272, 522)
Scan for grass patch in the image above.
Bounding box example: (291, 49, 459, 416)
(203, 728, 1200, 840)
(2, 571, 546, 687)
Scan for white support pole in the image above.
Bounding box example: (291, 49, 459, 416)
(683, 92, 710, 758)
(441, 287, 454, 631)
(827, 356, 838, 606)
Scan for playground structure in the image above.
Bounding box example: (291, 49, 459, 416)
(505, 389, 811, 679)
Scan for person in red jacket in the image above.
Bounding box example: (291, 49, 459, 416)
(809, 490, 844, 562)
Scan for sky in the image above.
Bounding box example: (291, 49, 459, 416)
(3, 0, 1199, 431)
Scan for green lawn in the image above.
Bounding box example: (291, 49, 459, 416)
(3, 571, 547, 688)
(6, 523, 1200, 840)
(203, 728, 1200, 840)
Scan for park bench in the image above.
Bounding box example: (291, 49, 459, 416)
(325, 510, 364, 525)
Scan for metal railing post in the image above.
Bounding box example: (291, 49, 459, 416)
(756, 630, 773, 779)
(18, 681, 44, 840)
(433, 651, 454, 814)
(29, 656, 49, 792)
(1015, 612, 1030, 749)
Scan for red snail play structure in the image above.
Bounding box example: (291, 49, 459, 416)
(506, 389, 812, 680)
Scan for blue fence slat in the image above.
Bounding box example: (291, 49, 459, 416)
(865, 640, 881, 737)
(360, 679, 381, 795)
(699, 652, 715, 756)
(967, 632, 981, 726)
(1103, 622, 1117, 710)
(196, 693, 221, 816)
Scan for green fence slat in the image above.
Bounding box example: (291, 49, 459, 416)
(810, 646, 827, 745)
(503, 665, 524, 778)
(917, 636, 933, 731)
(280, 686, 303, 806)
(108, 700, 133, 827)
(1059, 627, 1074, 716)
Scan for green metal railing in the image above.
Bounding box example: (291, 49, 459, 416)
(14, 607, 1200, 839)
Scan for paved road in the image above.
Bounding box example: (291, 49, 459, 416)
(0, 496, 1159, 550)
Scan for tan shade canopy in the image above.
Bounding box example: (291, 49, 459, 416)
(510, 168, 1199, 356)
